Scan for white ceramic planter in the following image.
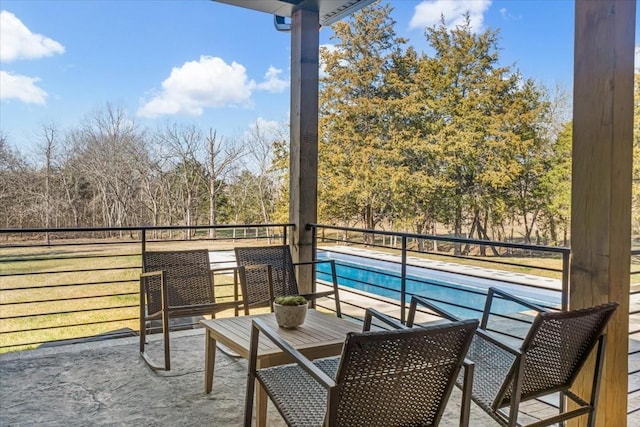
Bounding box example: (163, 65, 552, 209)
(273, 302, 308, 329)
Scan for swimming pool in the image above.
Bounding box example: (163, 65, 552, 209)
(316, 251, 560, 319)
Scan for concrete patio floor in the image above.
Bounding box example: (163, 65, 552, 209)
(1, 324, 639, 426)
(0, 325, 506, 427)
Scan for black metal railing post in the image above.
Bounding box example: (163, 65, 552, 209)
(400, 236, 408, 323)
(561, 251, 570, 310)
(141, 229, 147, 258)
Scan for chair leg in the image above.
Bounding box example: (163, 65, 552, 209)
(162, 311, 170, 371)
(139, 280, 146, 354)
(460, 361, 474, 427)
(139, 313, 146, 354)
(244, 325, 260, 427)
(330, 261, 342, 317)
(587, 335, 607, 427)
(139, 313, 171, 371)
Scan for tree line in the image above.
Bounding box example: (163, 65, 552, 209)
(2, 1, 639, 247)
(0, 106, 287, 234)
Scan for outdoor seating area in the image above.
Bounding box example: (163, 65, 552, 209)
(1, 236, 636, 426)
(1, 304, 629, 426)
(134, 246, 621, 426)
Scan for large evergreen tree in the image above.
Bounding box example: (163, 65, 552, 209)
(319, 1, 408, 234)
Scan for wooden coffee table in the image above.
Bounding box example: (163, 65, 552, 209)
(202, 309, 361, 427)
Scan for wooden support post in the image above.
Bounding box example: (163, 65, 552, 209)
(289, 8, 319, 293)
(570, 1, 635, 426)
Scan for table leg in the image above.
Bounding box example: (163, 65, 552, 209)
(204, 330, 217, 394)
(256, 360, 268, 427)
(255, 382, 268, 427)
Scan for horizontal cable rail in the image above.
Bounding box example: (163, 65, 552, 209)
(0, 224, 293, 351)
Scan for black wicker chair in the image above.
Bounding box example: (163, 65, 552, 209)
(244, 308, 478, 427)
(407, 288, 618, 427)
(139, 249, 240, 371)
(234, 245, 341, 316)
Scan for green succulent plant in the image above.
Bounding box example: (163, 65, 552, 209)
(273, 295, 308, 306)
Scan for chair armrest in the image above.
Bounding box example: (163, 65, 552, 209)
(251, 319, 336, 389)
(295, 258, 341, 317)
(407, 295, 462, 326)
(482, 287, 548, 329)
(475, 328, 521, 357)
(485, 287, 548, 313)
(363, 308, 407, 331)
(294, 259, 338, 286)
(299, 290, 334, 300)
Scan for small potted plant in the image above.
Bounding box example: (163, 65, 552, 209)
(273, 295, 308, 329)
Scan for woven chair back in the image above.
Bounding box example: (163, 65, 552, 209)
(329, 319, 478, 427)
(234, 245, 299, 304)
(496, 302, 618, 407)
(142, 249, 214, 314)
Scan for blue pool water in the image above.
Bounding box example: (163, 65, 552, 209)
(316, 251, 560, 319)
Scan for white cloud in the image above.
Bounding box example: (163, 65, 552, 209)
(246, 117, 283, 138)
(498, 7, 520, 21)
(0, 10, 65, 62)
(636, 45, 640, 71)
(0, 70, 47, 104)
(256, 66, 289, 93)
(409, 0, 492, 33)
(138, 56, 291, 118)
(138, 56, 255, 117)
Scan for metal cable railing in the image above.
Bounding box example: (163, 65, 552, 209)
(0, 224, 293, 350)
(1, 224, 636, 415)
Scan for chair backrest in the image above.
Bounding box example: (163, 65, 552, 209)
(328, 319, 478, 427)
(234, 245, 299, 305)
(495, 302, 618, 408)
(142, 249, 214, 314)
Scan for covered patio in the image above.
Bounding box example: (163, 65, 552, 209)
(0, 313, 487, 426)
(2, 324, 591, 426)
(0, 1, 635, 425)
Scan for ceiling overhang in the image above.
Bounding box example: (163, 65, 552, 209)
(211, 0, 375, 26)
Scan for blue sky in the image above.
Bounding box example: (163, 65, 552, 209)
(1, 0, 638, 154)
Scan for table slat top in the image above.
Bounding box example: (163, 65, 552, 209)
(201, 310, 361, 358)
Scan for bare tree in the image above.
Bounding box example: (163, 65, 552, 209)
(206, 129, 243, 237)
(154, 123, 208, 236)
(72, 103, 147, 231)
(243, 120, 287, 226)
(34, 122, 60, 243)
(0, 134, 32, 228)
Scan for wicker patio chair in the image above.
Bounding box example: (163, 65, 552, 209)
(140, 249, 240, 371)
(244, 308, 478, 427)
(234, 245, 341, 316)
(407, 288, 618, 427)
